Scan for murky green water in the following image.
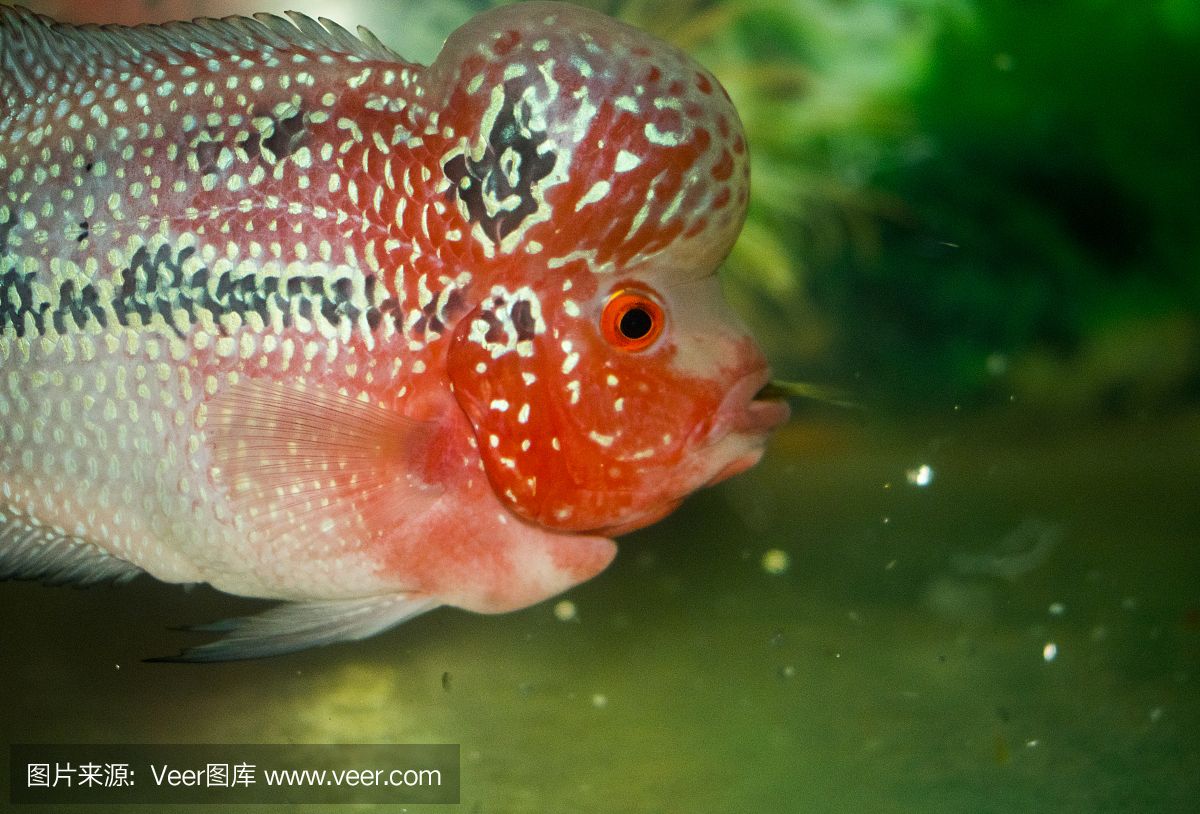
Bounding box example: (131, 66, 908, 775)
(4, 410, 1197, 812)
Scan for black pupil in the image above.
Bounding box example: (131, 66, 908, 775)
(619, 306, 653, 340)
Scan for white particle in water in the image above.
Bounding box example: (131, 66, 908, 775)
(761, 549, 790, 575)
(906, 464, 934, 487)
(553, 599, 577, 622)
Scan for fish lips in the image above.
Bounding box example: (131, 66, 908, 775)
(717, 368, 792, 438)
(697, 368, 791, 487)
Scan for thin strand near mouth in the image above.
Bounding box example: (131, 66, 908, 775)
(754, 380, 860, 410)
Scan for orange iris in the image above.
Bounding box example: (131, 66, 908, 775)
(600, 288, 665, 351)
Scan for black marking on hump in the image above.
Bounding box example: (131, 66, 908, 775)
(443, 80, 557, 244)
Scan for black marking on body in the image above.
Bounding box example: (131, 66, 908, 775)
(112, 244, 367, 337)
(193, 137, 223, 177)
(1, 242, 406, 339)
(0, 267, 49, 337)
(476, 291, 507, 344)
(410, 287, 466, 341)
(188, 106, 309, 178)
(261, 107, 307, 162)
(477, 310, 504, 344)
(443, 81, 556, 243)
(51, 278, 106, 335)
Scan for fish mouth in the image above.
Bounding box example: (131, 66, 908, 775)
(686, 368, 790, 489)
(753, 380, 793, 401)
(724, 369, 792, 438)
(694, 367, 790, 449)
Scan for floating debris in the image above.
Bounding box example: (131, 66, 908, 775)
(553, 599, 578, 622)
(951, 518, 1062, 581)
(906, 464, 934, 487)
(761, 549, 791, 575)
(986, 352, 1009, 376)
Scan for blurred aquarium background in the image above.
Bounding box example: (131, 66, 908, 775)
(2, 0, 1198, 811)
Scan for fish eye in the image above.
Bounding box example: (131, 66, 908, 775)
(601, 289, 664, 351)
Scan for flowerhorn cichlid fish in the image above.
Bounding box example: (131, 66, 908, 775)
(0, 2, 789, 660)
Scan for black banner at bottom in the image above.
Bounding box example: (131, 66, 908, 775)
(9, 743, 459, 805)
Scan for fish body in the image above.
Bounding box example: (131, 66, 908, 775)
(0, 2, 788, 659)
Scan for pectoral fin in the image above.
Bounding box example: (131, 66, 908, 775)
(206, 378, 443, 551)
(149, 593, 440, 662)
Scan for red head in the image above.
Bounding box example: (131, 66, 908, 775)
(425, 3, 787, 534)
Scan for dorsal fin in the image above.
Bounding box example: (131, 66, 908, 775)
(0, 5, 405, 100)
(0, 509, 141, 587)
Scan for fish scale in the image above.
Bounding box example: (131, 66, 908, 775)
(0, 2, 787, 660)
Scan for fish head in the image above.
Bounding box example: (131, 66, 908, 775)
(438, 2, 788, 534)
